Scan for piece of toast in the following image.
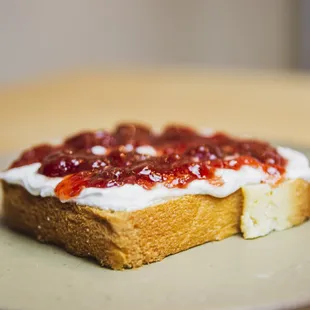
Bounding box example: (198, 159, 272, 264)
(2, 179, 310, 270)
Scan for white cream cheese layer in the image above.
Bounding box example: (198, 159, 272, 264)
(1, 147, 310, 212)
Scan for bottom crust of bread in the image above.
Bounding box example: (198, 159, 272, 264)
(2, 180, 310, 270)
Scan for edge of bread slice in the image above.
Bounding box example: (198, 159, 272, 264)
(241, 179, 310, 239)
(1, 179, 310, 269)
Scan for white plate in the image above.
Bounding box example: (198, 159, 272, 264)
(1, 150, 310, 310)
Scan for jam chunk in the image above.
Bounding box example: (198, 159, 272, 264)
(64, 130, 116, 150)
(10, 144, 57, 168)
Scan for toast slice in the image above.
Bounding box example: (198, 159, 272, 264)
(2, 179, 310, 270)
(2, 124, 310, 269)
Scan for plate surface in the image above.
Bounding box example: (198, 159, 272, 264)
(1, 148, 310, 310)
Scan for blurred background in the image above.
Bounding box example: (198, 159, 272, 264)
(1, 0, 308, 82)
(1, 0, 310, 151)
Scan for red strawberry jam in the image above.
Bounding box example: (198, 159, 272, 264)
(10, 123, 287, 200)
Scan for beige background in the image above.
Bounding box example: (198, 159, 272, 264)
(1, 70, 310, 153)
(0, 0, 297, 83)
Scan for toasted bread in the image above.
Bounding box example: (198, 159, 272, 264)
(2, 179, 309, 270)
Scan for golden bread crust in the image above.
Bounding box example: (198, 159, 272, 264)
(2, 182, 242, 269)
(2, 179, 310, 269)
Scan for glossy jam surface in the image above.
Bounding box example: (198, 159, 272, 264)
(10, 124, 287, 199)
